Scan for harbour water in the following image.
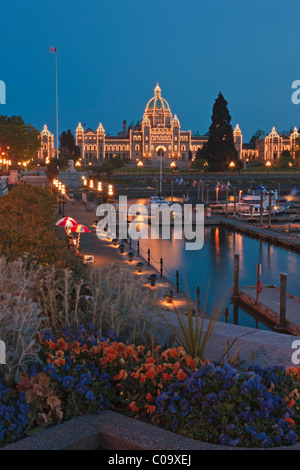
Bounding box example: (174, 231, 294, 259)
(126, 195, 300, 332)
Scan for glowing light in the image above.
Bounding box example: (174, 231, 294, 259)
(229, 161, 235, 168)
(266, 161, 271, 167)
(97, 181, 102, 191)
(89, 180, 94, 189)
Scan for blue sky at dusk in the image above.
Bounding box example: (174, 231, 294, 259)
(1, 0, 300, 141)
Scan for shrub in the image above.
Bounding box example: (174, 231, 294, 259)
(0, 185, 65, 264)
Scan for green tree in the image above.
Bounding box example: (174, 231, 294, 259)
(250, 129, 265, 144)
(196, 93, 238, 171)
(59, 130, 81, 163)
(0, 115, 40, 161)
(277, 150, 293, 168)
(45, 158, 59, 194)
(192, 156, 209, 172)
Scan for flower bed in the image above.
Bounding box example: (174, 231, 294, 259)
(1, 325, 300, 449)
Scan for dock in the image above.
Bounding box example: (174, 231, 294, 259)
(217, 215, 300, 252)
(237, 285, 300, 336)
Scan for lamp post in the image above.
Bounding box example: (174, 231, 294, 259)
(137, 160, 143, 175)
(97, 181, 103, 205)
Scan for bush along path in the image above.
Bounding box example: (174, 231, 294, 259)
(1, 325, 300, 449)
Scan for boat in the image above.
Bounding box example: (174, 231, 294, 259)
(236, 187, 285, 218)
(146, 195, 170, 209)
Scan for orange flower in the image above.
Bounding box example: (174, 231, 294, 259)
(146, 392, 154, 402)
(125, 346, 135, 357)
(139, 374, 146, 384)
(162, 373, 172, 382)
(146, 357, 156, 364)
(172, 362, 180, 370)
(186, 358, 196, 369)
(131, 371, 140, 379)
(107, 354, 117, 363)
(145, 368, 157, 380)
(177, 370, 187, 381)
(117, 343, 126, 353)
(54, 356, 66, 367)
(129, 401, 139, 412)
(48, 340, 57, 351)
(146, 405, 156, 414)
(285, 418, 295, 427)
(57, 338, 68, 351)
(167, 348, 178, 359)
(114, 370, 128, 381)
(287, 398, 296, 408)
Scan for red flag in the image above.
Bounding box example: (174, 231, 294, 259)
(48, 47, 57, 53)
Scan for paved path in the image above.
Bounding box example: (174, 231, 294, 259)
(57, 200, 122, 267)
(55, 200, 194, 317)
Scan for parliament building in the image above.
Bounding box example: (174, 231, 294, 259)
(38, 84, 300, 165)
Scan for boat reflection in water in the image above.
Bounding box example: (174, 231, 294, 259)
(138, 226, 300, 332)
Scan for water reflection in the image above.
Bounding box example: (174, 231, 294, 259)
(138, 226, 300, 332)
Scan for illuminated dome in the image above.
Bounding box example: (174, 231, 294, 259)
(145, 83, 171, 112)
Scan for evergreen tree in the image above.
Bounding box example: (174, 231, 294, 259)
(59, 129, 81, 163)
(197, 93, 238, 171)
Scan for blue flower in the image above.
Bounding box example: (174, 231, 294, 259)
(206, 393, 219, 404)
(29, 366, 37, 377)
(219, 434, 229, 445)
(228, 438, 240, 447)
(100, 373, 111, 389)
(62, 376, 75, 389)
(76, 383, 88, 395)
(80, 373, 91, 385)
(85, 390, 96, 401)
(285, 430, 298, 445)
(186, 378, 199, 393)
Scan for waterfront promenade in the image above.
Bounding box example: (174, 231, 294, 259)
(55, 199, 194, 319)
(57, 200, 123, 267)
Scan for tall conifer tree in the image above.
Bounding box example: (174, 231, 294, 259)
(198, 92, 238, 171)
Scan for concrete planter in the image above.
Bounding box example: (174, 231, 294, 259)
(2, 410, 300, 451)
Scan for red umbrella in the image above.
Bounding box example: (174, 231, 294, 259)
(70, 224, 90, 233)
(56, 216, 78, 228)
(70, 224, 91, 249)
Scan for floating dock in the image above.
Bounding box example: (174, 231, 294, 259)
(237, 285, 300, 336)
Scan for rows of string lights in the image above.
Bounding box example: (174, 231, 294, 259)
(53, 179, 66, 195)
(82, 176, 114, 196)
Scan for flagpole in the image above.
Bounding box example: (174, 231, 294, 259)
(55, 48, 59, 159)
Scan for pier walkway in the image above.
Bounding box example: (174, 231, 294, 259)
(217, 215, 300, 252)
(238, 285, 300, 335)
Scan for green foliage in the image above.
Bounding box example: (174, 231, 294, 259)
(59, 129, 81, 163)
(0, 185, 65, 264)
(197, 93, 238, 171)
(162, 298, 219, 360)
(45, 159, 59, 191)
(277, 152, 293, 168)
(0, 115, 40, 160)
(191, 157, 208, 172)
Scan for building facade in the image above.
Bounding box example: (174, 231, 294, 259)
(37, 85, 300, 166)
(75, 84, 211, 164)
(37, 125, 55, 160)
